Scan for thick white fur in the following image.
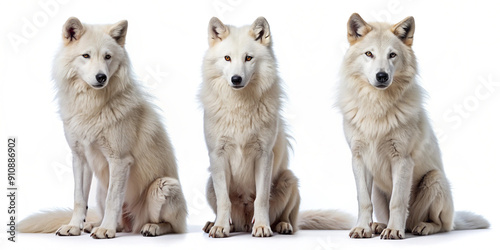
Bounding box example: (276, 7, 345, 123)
(18, 209, 98, 234)
(200, 17, 353, 238)
(298, 210, 355, 230)
(339, 13, 489, 240)
(17, 17, 187, 238)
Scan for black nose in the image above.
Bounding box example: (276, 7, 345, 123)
(376, 72, 389, 83)
(231, 75, 242, 85)
(96, 74, 107, 84)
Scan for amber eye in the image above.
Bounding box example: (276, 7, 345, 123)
(389, 52, 397, 58)
(245, 55, 253, 62)
(82, 54, 90, 59)
(365, 51, 373, 58)
(105, 55, 111, 60)
(224, 55, 231, 61)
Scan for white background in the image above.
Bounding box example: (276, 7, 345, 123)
(1, 0, 499, 249)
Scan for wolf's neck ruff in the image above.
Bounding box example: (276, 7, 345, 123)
(340, 77, 423, 139)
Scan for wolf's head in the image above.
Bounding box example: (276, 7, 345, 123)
(60, 17, 128, 89)
(204, 17, 274, 91)
(344, 13, 416, 90)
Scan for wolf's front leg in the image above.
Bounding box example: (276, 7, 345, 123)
(208, 151, 232, 238)
(56, 153, 92, 236)
(380, 156, 414, 240)
(252, 151, 274, 237)
(349, 154, 374, 238)
(90, 155, 133, 239)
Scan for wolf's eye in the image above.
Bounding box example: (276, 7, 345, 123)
(245, 56, 253, 62)
(105, 55, 111, 60)
(365, 51, 373, 58)
(224, 56, 231, 61)
(82, 54, 90, 59)
(389, 52, 397, 58)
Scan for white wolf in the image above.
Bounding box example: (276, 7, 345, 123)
(338, 13, 489, 239)
(18, 17, 187, 239)
(200, 16, 354, 238)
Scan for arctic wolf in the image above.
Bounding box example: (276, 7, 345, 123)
(338, 13, 489, 239)
(200, 17, 354, 238)
(18, 17, 187, 239)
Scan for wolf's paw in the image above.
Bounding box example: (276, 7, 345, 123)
(90, 227, 116, 239)
(252, 224, 273, 237)
(83, 221, 100, 233)
(275, 222, 293, 234)
(371, 222, 387, 234)
(203, 221, 235, 233)
(380, 228, 405, 239)
(56, 225, 81, 236)
(412, 222, 431, 236)
(203, 221, 214, 233)
(208, 225, 230, 238)
(141, 224, 161, 237)
(349, 227, 372, 238)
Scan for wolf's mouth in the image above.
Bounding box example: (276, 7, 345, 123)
(375, 84, 388, 89)
(92, 83, 105, 89)
(232, 85, 244, 89)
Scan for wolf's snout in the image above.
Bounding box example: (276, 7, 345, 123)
(376, 72, 389, 83)
(231, 75, 243, 85)
(96, 73, 107, 84)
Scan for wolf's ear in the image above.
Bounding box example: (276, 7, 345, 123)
(347, 13, 372, 45)
(251, 17, 271, 46)
(109, 20, 128, 47)
(62, 17, 84, 45)
(392, 16, 415, 46)
(208, 17, 229, 47)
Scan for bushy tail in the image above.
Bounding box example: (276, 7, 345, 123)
(453, 211, 490, 230)
(298, 209, 355, 230)
(18, 208, 99, 233)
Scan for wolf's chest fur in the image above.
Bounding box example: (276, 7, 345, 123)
(59, 79, 140, 145)
(210, 95, 279, 186)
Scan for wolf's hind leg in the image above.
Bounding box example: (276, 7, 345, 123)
(270, 170, 300, 234)
(407, 170, 453, 236)
(136, 177, 187, 236)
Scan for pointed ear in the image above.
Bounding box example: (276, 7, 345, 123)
(392, 16, 415, 46)
(250, 17, 271, 46)
(108, 20, 128, 47)
(347, 13, 372, 45)
(62, 17, 84, 45)
(208, 17, 229, 47)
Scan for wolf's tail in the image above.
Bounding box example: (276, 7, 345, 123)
(298, 209, 355, 230)
(18, 208, 99, 233)
(453, 211, 490, 230)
